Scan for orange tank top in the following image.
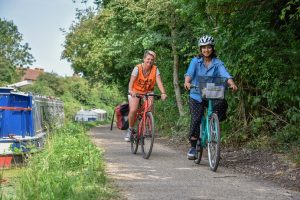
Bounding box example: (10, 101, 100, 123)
(132, 64, 157, 94)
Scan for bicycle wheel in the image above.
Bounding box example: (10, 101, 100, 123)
(130, 119, 140, 154)
(141, 112, 155, 159)
(208, 113, 221, 172)
(194, 124, 204, 164)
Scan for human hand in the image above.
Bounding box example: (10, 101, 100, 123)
(229, 84, 238, 92)
(161, 93, 167, 101)
(184, 82, 191, 90)
(129, 91, 137, 97)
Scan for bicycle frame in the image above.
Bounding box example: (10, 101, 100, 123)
(194, 76, 226, 171)
(135, 95, 154, 137)
(200, 100, 214, 148)
(196, 98, 222, 171)
(130, 93, 159, 159)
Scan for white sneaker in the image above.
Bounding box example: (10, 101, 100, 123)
(124, 130, 131, 142)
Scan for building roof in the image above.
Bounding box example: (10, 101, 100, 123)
(22, 68, 44, 81)
(75, 110, 98, 116)
(75, 109, 107, 116)
(91, 109, 107, 114)
(7, 80, 33, 88)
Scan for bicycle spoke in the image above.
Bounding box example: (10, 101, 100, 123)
(208, 113, 221, 172)
(194, 124, 204, 164)
(141, 112, 155, 159)
(130, 121, 140, 154)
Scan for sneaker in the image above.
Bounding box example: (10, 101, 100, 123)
(124, 129, 131, 142)
(187, 147, 196, 160)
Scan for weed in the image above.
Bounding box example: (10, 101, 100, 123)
(14, 122, 119, 200)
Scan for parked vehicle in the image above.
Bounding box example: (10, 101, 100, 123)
(0, 87, 64, 158)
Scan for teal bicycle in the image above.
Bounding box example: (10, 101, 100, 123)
(192, 76, 227, 172)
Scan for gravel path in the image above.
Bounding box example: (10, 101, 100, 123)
(90, 125, 300, 200)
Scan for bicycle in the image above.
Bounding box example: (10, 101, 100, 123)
(130, 93, 161, 159)
(192, 76, 228, 172)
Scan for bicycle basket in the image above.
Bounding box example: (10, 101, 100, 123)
(199, 76, 227, 99)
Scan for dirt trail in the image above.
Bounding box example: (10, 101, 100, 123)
(90, 125, 300, 200)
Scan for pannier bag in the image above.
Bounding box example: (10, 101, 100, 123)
(110, 103, 129, 130)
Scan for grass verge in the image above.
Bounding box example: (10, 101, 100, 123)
(1, 122, 119, 200)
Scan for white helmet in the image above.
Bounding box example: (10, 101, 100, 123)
(198, 35, 215, 47)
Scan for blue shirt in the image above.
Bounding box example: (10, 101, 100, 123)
(185, 57, 232, 102)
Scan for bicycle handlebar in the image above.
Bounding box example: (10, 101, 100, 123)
(129, 93, 161, 100)
(190, 84, 235, 91)
(190, 85, 198, 89)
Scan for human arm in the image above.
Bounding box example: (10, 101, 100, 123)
(227, 78, 238, 91)
(216, 60, 238, 91)
(156, 75, 167, 100)
(128, 75, 137, 96)
(184, 75, 192, 90)
(184, 58, 197, 90)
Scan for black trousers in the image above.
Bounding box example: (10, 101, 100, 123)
(188, 97, 206, 140)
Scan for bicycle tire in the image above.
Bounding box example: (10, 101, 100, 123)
(208, 113, 221, 172)
(130, 118, 140, 154)
(141, 112, 155, 159)
(194, 124, 204, 164)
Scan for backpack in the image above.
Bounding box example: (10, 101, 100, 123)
(110, 103, 129, 130)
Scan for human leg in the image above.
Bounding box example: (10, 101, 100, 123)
(128, 96, 140, 128)
(124, 96, 140, 141)
(187, 97, 205, 159)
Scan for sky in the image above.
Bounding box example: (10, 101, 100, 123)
(0, 0, 95, 76)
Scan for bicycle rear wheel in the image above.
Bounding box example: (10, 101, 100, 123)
(194, 123, 204, 164)
(208, 113, 221, 172)
(130, 119, 140, 154)
(141, 112, 155, 159)
(194, 139, 203, 164)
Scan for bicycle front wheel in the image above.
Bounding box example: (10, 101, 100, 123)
(141, 112, 155, 159)
(130, 118, 140, 154)
(208, 113, 221, 172)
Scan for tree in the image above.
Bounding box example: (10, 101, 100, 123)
(63, 0, 199, 116)
(0, 18, 34, 84)
(0, 18, 34, 66)
(63, 0, 300, 155)
(0, 55, 15, 84)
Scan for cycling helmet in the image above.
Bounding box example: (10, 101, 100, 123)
(198, 35, 215, 47)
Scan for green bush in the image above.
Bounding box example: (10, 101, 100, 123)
(15, 123, 118, 200)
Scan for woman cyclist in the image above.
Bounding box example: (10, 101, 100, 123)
(124, 50, 167, 141)
(184, 35, 238, 159)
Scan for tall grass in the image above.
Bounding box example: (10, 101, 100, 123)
(0, 172, 2, 200)
(15, 122, 118, 200)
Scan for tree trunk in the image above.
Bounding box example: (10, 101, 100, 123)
(170, 16, 184, 116)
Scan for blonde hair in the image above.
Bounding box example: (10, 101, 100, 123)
(144, 50, 156, 59)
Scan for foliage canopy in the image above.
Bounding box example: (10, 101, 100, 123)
(61, 0, 300, 161)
